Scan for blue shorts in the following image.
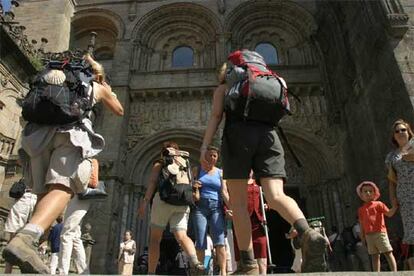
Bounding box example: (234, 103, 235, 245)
(192, 198, 226, 249)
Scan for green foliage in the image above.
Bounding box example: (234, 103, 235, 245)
(29, 56, 44, 71)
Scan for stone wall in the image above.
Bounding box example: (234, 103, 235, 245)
(13, 0, 75, 52)
(0, 11, 37, 219)
(3, 0, 414, 272)
(314, 0, 413, 229)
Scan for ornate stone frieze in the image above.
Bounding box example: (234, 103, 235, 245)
(0, 133, 15, 161)
(379, 0, 409, 37)
(127, 89, 213, 150)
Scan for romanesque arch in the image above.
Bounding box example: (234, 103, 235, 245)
(226, 0, 318, 65)
(71, 8, 124, 59)
(126, 128, 203, 185)
(114, 129, 203, 254)
(131, 3, 223, 71)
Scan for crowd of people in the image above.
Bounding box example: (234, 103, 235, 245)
(1, 49, 414, 276)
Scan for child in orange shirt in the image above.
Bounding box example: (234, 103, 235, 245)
(357, 181, 397, 271)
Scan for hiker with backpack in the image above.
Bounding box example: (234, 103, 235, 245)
(137, 141, 205, 274)
(199, 49, 328, 274)
(2, 53, 124, 274)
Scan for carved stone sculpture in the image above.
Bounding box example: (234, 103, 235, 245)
(81, 222, 96, 266)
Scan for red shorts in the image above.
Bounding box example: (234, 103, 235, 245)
(234, 215, 267, 260)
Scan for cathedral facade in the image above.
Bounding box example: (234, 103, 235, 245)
(1, 0, 413, 272)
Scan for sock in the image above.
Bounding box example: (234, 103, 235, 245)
(240, 250, 256, 266)
(188, 254, 199, 267)
(21, 223, 44, 240)
(293, 218, 310, 238)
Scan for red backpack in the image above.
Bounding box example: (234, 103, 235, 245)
(224, 50, 290, 126)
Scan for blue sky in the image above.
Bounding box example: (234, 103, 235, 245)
(2, 0, 11, 11)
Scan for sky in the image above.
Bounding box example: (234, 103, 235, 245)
(2, 0, 11, 11)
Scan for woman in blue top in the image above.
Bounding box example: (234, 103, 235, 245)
(192, 145, 229, 275)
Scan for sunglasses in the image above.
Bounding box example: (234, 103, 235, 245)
(395, 128, 408, 134)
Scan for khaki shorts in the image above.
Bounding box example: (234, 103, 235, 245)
(28, 133, 92, 194)
(5, 192, 37, 233)
(150, 193, 190, 232)
(366, 232, 393, 255)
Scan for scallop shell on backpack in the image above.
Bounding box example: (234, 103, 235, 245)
(43, 69, 66, 85)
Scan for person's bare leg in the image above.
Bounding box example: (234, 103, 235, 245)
(29, 185, 73, 230)
(384, 251, 397, 271)
(226, 180, 251, 251)
(371, 254, 380, 272)
(173, 230, 204, 272)
(260, 178, 304, 223)
(227, 179, 258, 273)
(173, 230, 197, 257)
(257, 258, 267, 275)
(147, 227, 163, 274)
(3, 186, 72, 274)
(215, 245, 227, 275)
(261, 177, 327, 272)
(196, 249, 205, 266)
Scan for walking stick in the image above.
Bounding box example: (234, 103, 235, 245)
(259, 186, 276, 273)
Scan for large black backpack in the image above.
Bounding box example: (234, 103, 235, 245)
(158, 148, 194, 206)
(224, 49, 290, 126)
(22, 60, 94, 125)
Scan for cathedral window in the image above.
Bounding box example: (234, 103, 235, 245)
(255, 43, 278, 65)
(172, 46, 194, 68)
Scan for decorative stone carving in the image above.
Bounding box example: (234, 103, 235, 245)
(127, 90, 212, 148)
(128, 0, 138, 22)
(380, 0, 409, 37)
(81, 223, 95, 267)
(217, 0, 226, 14)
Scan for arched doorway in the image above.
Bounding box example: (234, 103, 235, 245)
(123, 129, 203, 256)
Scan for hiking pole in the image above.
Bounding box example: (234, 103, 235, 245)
(259, 186, 276, 273)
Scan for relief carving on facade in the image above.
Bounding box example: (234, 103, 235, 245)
(127, 90, 212, 150)
(282, 86, 345, 175)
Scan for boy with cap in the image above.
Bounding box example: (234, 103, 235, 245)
(357, 181, 397, 271)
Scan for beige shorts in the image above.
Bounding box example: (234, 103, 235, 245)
(366, 232, 393, 255)
(5, 192, 37, 233)
(27, 133, 92, 194)
(150, 193, 190, 232)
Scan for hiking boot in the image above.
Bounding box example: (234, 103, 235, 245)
(2, 232, 50, 274)
(189, 262, 205, 275)
(232, 263, 259, 275)
(300, 228, 328, 272)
